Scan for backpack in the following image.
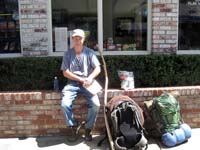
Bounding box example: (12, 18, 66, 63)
(106, 95, 148, 150)
(144, 91, 192, 147)
(144, 92, 182, 137)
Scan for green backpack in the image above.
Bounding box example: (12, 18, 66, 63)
(144, 92, 182, 137)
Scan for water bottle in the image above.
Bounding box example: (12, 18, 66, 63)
(53, 76, 59, 91)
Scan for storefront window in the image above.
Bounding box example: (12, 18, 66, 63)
(103, 0, 147, 51)
(0, 0, 20, 53)
(179, 0, 200, 50)
(51, 0, 97, 52)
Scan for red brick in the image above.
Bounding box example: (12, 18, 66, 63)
(17, 130, 32, 135)
(59, 120, 66, 124)
(25, 125, 39, 130)
(45, 119, 59, 124)
(16, 111, 30, 116)
(192, 109, 200, 113)
(153, 4, 165, 8)
(32, 129, 47, 135)
(45, 110, 59, 115)
(20, 94, 26, 100)
(0, 126, 10, 130)
(181, 109, 192, 113)
(37, 105, 52, 110)
(15, 100, 29, 105)
(59, 128, 69, 135)
(32, 120, 46, 125)
(11, 126, 25, 130)
(30, 110, 45, 115)
(2, 99, 15, 105)
(153, 90, 158, 96)
(157, 90, 163, 96)
(1, 111, 16, 115)
(14, 93, 22, 101)
(30, 100, 43, 104)
(4, 130, 16, 134)
(3, 94, 11, 101)
(24, 115, 38, 120)
(0, 94, 3, 101)
(0, 134, 17, 138)
(23, 105, 37, 110)
(2, 120, 17, 126)
(123, 90, 129, 96)
(127, 91, 134, 97)
(160, 8, 172, 12)
(26, 94, 31, 100)
(41, 92, 46, 100)
(43, 100, 58, 105)
(38, 115, 52, 120)
(10, 94, 15, 101)
(107, 91, 114, 98)
(196, 123, 200, 127)
(46, 128, 60, 134)
(17, 121, 31, 125)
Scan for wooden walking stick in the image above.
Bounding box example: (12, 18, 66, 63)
(98, 48, 115, 150)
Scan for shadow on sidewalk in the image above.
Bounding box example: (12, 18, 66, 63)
(84, 135, 109, 150)
(35, 135, 109, 149)
(36, 136, 81, 147)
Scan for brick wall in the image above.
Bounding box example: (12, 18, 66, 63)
(0, 86, 200, 138)
(152, 0, 178, 53)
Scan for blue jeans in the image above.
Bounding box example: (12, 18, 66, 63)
(61, 80, 100, 129)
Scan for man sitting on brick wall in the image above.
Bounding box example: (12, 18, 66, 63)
(60, 29, 101, 142)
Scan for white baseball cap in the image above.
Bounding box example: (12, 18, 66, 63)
(72, 29, 85, 38)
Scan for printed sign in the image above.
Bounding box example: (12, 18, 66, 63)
(55, 27, 68, 52)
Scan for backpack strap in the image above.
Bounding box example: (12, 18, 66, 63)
(110, 102, 130, 135)
(111, 106, 123, 136)
(118, 106, 122, 124)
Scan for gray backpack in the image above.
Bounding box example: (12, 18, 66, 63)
(106, 95, 148, 150)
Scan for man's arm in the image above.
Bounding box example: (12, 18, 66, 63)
(88, 66, 101, 80)
(83, 66, 101, 87)
(63, 70, 85, 83)
(64, 66, 101, 87)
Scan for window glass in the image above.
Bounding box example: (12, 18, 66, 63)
(103, 0, 147, 51)
(0, 0, 20, 53)
(179, 0, 200, 50)
(52, 0, 97, 52)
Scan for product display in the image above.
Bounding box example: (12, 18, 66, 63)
(0, 0, 20, 53)
(102, 37, 137, 51)
(118, 70, 135, 90)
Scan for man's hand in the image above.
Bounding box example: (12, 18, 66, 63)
(78, 77, 85, 84)
(82, 66, 100, 88)
(63, 65, 100, 87)
(63, 70, 86, 83)
(83, 77, 93, 88)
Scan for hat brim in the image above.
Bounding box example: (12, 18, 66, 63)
(72, 33, 84, 38)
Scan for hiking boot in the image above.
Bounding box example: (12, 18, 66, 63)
(85, 128, 92, 141)
(67, 126, 78, 142)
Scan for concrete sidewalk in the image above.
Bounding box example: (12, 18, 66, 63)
(0, 128, 199, 150)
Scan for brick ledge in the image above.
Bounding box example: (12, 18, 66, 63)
(0, 85, 200, 96)
(0, 86, 200, 138)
